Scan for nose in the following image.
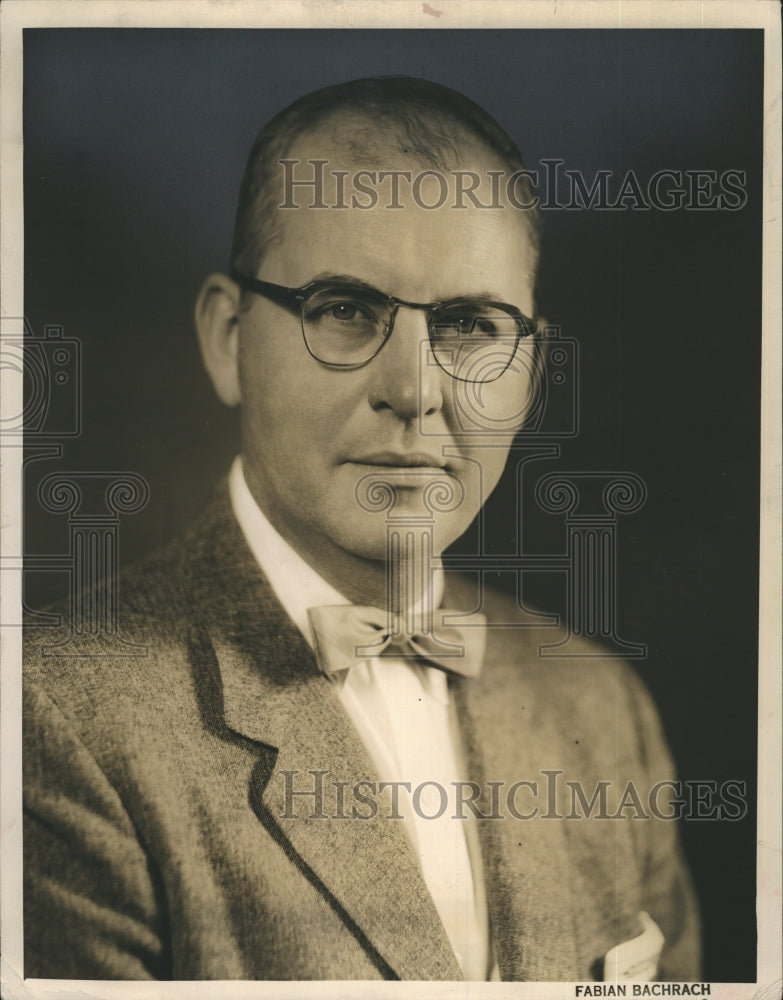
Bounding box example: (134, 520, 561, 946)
(367, 305, 444, 421)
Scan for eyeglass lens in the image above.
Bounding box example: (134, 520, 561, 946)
(301, 285, 522, 382)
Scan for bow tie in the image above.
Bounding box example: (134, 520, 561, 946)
(307, 604, 487, 680)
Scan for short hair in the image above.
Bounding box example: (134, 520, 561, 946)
(229, 75, 540, 279)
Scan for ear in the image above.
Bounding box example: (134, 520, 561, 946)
(195, 273, 242, 407)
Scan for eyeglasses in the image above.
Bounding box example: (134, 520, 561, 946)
(231, 270, 538, 384)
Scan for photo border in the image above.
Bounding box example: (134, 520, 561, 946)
(1, 3, 780, 999)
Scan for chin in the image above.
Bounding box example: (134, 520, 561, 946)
(333, 510, 469, 565)
(331, 518, 400, 563)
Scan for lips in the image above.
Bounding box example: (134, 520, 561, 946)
(350, 451, 448, 470)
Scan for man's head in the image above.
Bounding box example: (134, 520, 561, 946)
(197, 77, 542, 591)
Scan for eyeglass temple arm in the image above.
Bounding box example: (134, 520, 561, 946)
(229, 271, 303, 313)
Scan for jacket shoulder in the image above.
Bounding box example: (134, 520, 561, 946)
(23, 486, 244, 707)
(449, 573, 667, 760)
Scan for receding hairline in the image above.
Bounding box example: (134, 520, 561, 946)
(280, 105, 513, 173)
(230, 75, 540, 278)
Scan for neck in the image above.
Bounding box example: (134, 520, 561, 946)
(284, 522, 438, 614)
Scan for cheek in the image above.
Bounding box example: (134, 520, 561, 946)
(490, 343, 541, 425)
(445, 363, 538, 440)
(238, 338, 367, 474)
(238, 330, 314, 423)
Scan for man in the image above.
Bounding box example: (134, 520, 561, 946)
(23, 76, 700, 981)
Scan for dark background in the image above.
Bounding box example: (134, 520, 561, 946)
(23, 29, 762, 981)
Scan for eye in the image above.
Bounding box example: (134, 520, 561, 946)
(327, 301, 364, 322)
(470, 316, 501, 336)
(434, 308, 506, 339)
(305, 288, 385, 328)
(450, 315, 477, 334)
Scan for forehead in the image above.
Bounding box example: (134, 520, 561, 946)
(261, 118, 537, 302)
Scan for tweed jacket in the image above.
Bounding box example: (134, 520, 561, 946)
(23, 487, 700, 981)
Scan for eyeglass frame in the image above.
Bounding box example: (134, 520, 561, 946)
(230, 269, 540, 383)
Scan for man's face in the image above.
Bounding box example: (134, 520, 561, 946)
(236, 131, 538, 568)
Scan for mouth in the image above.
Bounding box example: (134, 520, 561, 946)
(348, 451, 451, 473)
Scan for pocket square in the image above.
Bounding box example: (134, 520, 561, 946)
(603, 911, 664, 982)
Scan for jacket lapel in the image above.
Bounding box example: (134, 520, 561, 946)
(185, 492, 462, 981)
(444, 577, 580, 980)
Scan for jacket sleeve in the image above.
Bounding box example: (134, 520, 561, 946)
(620, 664, 703, 982)
(23, 682, 170, 980)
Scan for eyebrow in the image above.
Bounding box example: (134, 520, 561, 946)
(306, 272, 384, 291)
(304, 271, 516, 304)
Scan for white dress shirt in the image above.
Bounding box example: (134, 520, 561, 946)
(228, 456, 494, 980)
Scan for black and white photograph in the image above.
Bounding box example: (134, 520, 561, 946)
(1, 3, 780, 998)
